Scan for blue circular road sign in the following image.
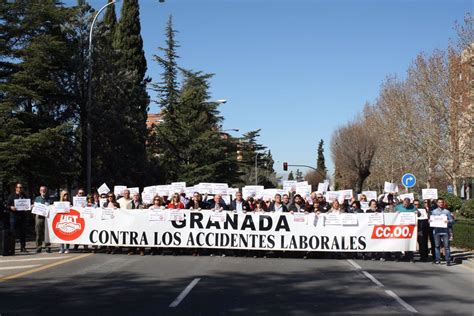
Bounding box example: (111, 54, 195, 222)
(402, 173, 416, 188)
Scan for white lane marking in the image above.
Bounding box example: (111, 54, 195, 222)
(346, 260, 418, 314)
(0, 257, 64, 263)
(361, 270, 384, 287)
(169, 278, 201, 308)
(385, 290, 418, 314)
(0, 264, 40, 271)
(347, 259, 362, 270)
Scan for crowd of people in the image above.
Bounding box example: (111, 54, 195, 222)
(1, 183, 455, 265)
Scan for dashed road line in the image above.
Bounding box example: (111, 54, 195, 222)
(346, 259, 418, 314)
(169, 278, 201, 308)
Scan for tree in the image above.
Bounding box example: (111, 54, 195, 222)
(306, 139, 328, 191)
(0, 1, 79, 193)
(110, 0, 149, 186)
(237, 130, 276, 187)
(287, 171, 294, 181)
(331, 118, 377, 193)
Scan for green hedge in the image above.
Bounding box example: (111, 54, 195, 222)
(460, 199, 474, 219)
(452, 218, 474, 250)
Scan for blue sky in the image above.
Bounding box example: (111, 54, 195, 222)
(70, 0, 471, 178)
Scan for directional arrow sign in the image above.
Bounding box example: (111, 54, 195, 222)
(402, 173, 416, 188)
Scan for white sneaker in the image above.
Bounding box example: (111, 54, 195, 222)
(59, 249, 64, 254)
(64, 249, 69, 254)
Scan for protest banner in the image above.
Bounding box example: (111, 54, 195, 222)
(73, 196, 87, 208)
(98, 183, 110, 195)
(114, 186, 127, 197)
(53, 202, 70, 214)
(429, 215, 447, 228)
(317, 182, 329, 193)
(149, 210, 166, 221)
(47, 209, 416, 252)
(142, 192, 154, 205)
(422, 189, 438, 200)
(384, 182, 398, 193)
(14, 199, 31, 211)
(362, 191, 377, 201)
(341, 213, 358, 226)
(80, 208, 95, 219)
(417, 209, 428, 220)
(399, 193, 414, 202)
(32, 203, 49, 217)
(398, 212, 416, 225)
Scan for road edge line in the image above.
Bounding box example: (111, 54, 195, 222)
(0, 253, 93, 283)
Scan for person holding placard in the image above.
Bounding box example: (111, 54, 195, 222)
(268, 194, 288, 212)
(7, 183, 30, 253)
(206, 194, 227, 211)
(328, 200, 344, 214)
(58, 190, 71, 254)
(34, 186, 52, 253)
(365, 200, 381, 213)
(414, 199, 429, 262)
(73, 189, 89, 252)
(431, 198, 455, 266)
(167, 193, 185, 209)
(229, 192, 250, 212)
(423, 199, 437, 259)
(288, 194, 305, 213)
(393, 198, 417, 262)
(315, 193, 330, 213)
(131, 192, 144, 209)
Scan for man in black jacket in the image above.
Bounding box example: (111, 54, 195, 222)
(268, 194, 288, 212)
(230, 192, 250, 212)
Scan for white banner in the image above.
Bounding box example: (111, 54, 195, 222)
(422, 189, 438, 200)
(46, 208, 416, 252)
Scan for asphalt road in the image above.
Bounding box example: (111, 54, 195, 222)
(0, 251, 473, 315)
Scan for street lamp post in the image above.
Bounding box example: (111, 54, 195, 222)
(86, 0, 117, 194)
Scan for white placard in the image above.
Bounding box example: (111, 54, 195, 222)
(97, 183, 110, 195)
(362, 191, 377, 201)
(422, 189, 438, 200)
(367, 213, 384, 225)
(211, 212, 226, 222)
(417, 209, 428, 220)
(156, 185, 171, 197)
(399, 212, 416, 225)
(142, 192, 154, 205)
(80, 208, 95, 219)
(293, 213, 307, 224)
(317, 182, 329, 193)
(197, 183, 213, 194)
(361, 202, 369, 211)
(341, 213, 358, 226)
(384, 182, 398, 193)
(143, 186, 157, 195)
(14, 199, 31, 211)
(114, 185, 127, 197)
(338, 190, 353, 202)
(399, 193, 414, 202)
(32, 203, 50, 217)
(54, 202, 70, 214)
(73, 196, 87, 208)
(324, 213, 342, 225)
(169, 210, 185, 221)
(171, 182, 186, 194)
(149, 210, 166, 221)
(128, 187, 140, 195)
(429, 215, 447, 228)
(283, 180, 297, 192)
(101, 208, 115, 220)
(325, 191, 339, 203)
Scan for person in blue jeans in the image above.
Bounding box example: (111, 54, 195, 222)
(430, 198, 454, 266)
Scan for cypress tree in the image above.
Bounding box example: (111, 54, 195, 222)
(111, 0, 149, 186)
(316, 139, 327, 179)
(288, 171, 295, 181)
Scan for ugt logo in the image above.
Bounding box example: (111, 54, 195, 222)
(52, 209, 85, 241)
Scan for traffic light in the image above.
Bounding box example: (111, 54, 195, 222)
(283, 162, 288, 171)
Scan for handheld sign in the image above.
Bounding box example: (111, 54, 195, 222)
(14, 199, 31, 211)
(402, 173, 416, 188)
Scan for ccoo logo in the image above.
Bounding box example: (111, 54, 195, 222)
(52, 209, 85, 241)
